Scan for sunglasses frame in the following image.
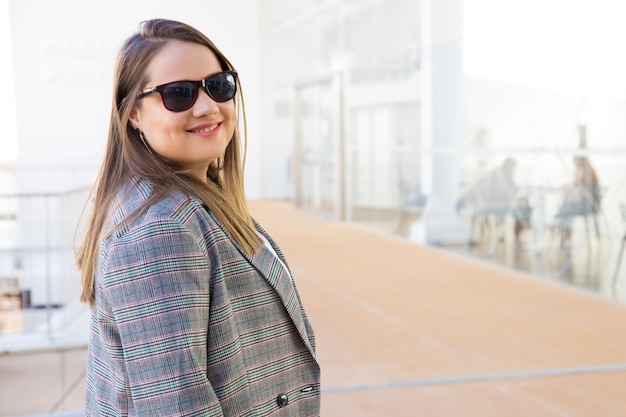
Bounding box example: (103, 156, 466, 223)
(137, 70, 238, 112)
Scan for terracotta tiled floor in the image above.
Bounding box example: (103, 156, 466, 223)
(253, 201, 626, 416)
(0, 348, 86, 416)
(2, 200, 626, 416)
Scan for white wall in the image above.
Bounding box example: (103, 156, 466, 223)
(9, 0, 263, 198)
(0, 0, 17, 163)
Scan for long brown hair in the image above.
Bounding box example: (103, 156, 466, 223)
(574, 156, 599, 188)
(77, 19, 261, 305)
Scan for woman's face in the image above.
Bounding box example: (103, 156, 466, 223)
(130, 40, 235, 179)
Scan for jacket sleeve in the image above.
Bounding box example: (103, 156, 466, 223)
(100, 216, 223, 416)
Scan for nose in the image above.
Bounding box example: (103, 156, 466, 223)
(192, 87, 219, 115)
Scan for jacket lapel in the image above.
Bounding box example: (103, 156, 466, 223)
(206, 210, 315, 356)
(248, 224, 315, 356)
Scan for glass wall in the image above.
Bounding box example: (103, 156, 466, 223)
(293, 79, 339, 217)
(260, 0, 421, 226)
(0, 187, 90, 349)
(259, 0, 626, 302)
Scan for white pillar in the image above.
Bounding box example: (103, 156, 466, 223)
(0, 0, 17, 164)
(411, 0, 470, 245)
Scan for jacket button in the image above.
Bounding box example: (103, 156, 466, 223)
(277, 393, 289, 408)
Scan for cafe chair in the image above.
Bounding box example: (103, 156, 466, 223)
(553, 188, 602, 247)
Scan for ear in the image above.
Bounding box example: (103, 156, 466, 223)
(129, 107, 141, 130)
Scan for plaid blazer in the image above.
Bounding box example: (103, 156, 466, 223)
(85, 179, 320, 416)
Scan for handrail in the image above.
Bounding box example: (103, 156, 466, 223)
(0, 185, 92, 199)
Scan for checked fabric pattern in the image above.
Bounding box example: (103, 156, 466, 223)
(85, 179, 320, 416)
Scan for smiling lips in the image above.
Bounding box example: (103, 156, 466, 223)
(189, 122, 221, 134)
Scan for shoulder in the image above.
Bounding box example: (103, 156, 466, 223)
(107, 179, 221, 243)
(98, 182, 222, 278)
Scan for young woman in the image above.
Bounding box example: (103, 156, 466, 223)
(555, 156, 602, 245)
(77, 18, 320, 416)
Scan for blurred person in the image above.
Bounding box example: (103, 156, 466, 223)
(555, 156, 601, 244)
(76, 19, 320, 416)
(459, 158, 531, 244)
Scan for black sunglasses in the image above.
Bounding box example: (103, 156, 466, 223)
(137, 71, 238, 112)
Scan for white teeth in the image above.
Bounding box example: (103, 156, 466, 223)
(194, 124, 218, 133)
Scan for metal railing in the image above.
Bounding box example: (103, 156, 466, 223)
(0, 187, 91, 352)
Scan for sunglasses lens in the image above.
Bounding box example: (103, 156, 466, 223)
(152, 72, 237, 111)
(160, 82, 197, 111)
(206, 72, 237, 102)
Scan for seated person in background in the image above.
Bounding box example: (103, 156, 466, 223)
(459, 158, 531, 244)
(555, 156, 601, 243)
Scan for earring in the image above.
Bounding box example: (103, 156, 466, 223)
(137, 129, 154, 155)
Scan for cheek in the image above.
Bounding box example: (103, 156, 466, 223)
(222, 104, 237, 134)
(146, 112, 185, 136)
